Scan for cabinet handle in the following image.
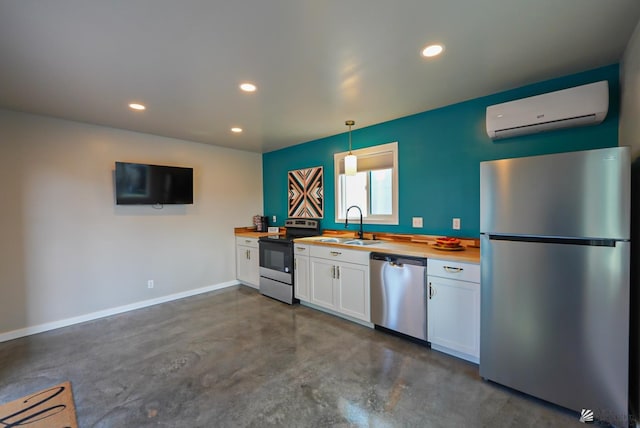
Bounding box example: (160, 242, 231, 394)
(245, 240, 252, 244)
(246, 249, 250, 260)
(331, 265, 336, 279)
(330, 251, 342, 256)
(429, 283, 436, 299)
(294, 259, 297, 270)
(336, 266, 340, 279)
(443, 266, 463, 273)
(296, 247, 306, 251)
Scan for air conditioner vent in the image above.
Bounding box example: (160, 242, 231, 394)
(486, 81, 608, 140)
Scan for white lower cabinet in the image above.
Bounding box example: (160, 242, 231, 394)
(294, 244, 310, 301)
(337, 263, 368, 320)
(236, 237, 260, 288)
(307, 246, 370, 323)
(310, 258, 338, 310)
(427, 259, 480, 363)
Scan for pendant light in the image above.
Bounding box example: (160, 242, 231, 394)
(344, 120, 357, 176)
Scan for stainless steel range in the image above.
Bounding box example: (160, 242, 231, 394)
(258, 219, 320, 304)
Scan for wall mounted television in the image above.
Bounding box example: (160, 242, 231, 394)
(115, 162, 193, 205)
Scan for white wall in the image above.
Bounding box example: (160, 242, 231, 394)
(620, 18, 640, 158)
(0, 109, 263, 337)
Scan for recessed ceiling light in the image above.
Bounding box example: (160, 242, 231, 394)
(421, 44, 444, 58)
(231, 127, 243, 133)
(239, 83, 257, 92)
(128, 103, 146, 111)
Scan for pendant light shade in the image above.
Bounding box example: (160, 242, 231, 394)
(345, 120, 357, 176)
(344, 153, 357, 176)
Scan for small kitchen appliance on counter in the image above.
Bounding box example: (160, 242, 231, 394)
(258, 219, 320, 304)
(253, 215, 269, 232)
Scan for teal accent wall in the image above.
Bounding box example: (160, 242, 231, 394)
(263, 64, 620, 237)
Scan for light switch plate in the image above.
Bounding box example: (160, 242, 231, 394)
(412, 217, 423, 228)
(452, 218, 461, 230)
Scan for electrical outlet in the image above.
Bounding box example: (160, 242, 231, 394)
(147, 280, 154, 289)
(272, 215, 277, 223)
(412, 217, 423, 228)
(452, 218, 461, 230)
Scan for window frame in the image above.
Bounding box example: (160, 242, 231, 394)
(334, 141, 399, 225)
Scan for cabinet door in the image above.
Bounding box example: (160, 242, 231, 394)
(310, 258, 338, 310)
(428, 276, 480, 359)
(236, 245, 250, 282)
(337, 262, 370, 322)
(236, 245, 259, 288)
(246, 247, 260, 287)
(294, 255, 310, 301)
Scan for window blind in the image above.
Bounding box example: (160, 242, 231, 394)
(338, 150, 394, 174)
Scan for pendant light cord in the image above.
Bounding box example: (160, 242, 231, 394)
(346, 120, 355, 154)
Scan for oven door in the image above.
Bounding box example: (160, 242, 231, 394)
(258, 240, 292, 284)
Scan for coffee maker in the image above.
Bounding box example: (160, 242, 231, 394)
(253, 215, 268, 232)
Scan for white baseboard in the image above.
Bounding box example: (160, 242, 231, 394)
(430, 343, 479, 364)
(0, 280, 239, 343)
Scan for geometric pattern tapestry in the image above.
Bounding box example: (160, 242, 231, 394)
(288, 166, 323, 218)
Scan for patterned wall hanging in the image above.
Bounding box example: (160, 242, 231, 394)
(288, 166, 323, 218)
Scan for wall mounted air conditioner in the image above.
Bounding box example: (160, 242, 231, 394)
(486, 80, 609, 140)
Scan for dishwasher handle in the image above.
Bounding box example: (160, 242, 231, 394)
(370, 252, 426, 267)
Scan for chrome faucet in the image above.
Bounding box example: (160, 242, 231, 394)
(345, 205, 364, 239)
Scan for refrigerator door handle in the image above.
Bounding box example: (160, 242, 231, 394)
(485, 233, 620, 247)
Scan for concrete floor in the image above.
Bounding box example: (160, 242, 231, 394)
(0, 285, 587, 427)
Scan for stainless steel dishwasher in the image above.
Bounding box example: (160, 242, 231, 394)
(370, 253, 427, 341)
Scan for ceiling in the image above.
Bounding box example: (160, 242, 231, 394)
(1, 1, 639, 153)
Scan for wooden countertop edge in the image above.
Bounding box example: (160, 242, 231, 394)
(233, 227, 480, 263)
(293, 237, 480, 264)
(234, 227, 285, 238)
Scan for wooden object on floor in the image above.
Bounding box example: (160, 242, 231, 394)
(0, 381, 78, 428)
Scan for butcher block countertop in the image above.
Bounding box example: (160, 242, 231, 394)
(293, 236, 480, 264)
(234, 227, 480, 264)
(234, 226, 285, 239)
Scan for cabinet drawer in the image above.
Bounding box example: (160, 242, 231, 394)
(294, 244, 310, 256)
(310, 245, 369, 265)
(236, 237, 259, 248)
(428, 259, 479, 283)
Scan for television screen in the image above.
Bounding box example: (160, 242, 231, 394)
(115, 162, 193, 205)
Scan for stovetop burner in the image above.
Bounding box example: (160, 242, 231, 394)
(259, 218, 320, 243)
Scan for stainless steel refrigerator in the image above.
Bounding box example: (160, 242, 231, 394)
(480, 147, 630, 424)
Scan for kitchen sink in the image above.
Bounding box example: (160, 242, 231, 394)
(316, 237, 382, 246)
(318, 237, 348, 243)
(343, 239, 382, 246)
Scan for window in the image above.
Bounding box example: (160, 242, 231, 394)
(334, 141, 398, 224)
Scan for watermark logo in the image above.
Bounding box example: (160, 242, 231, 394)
(579, 409, 594, 423)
